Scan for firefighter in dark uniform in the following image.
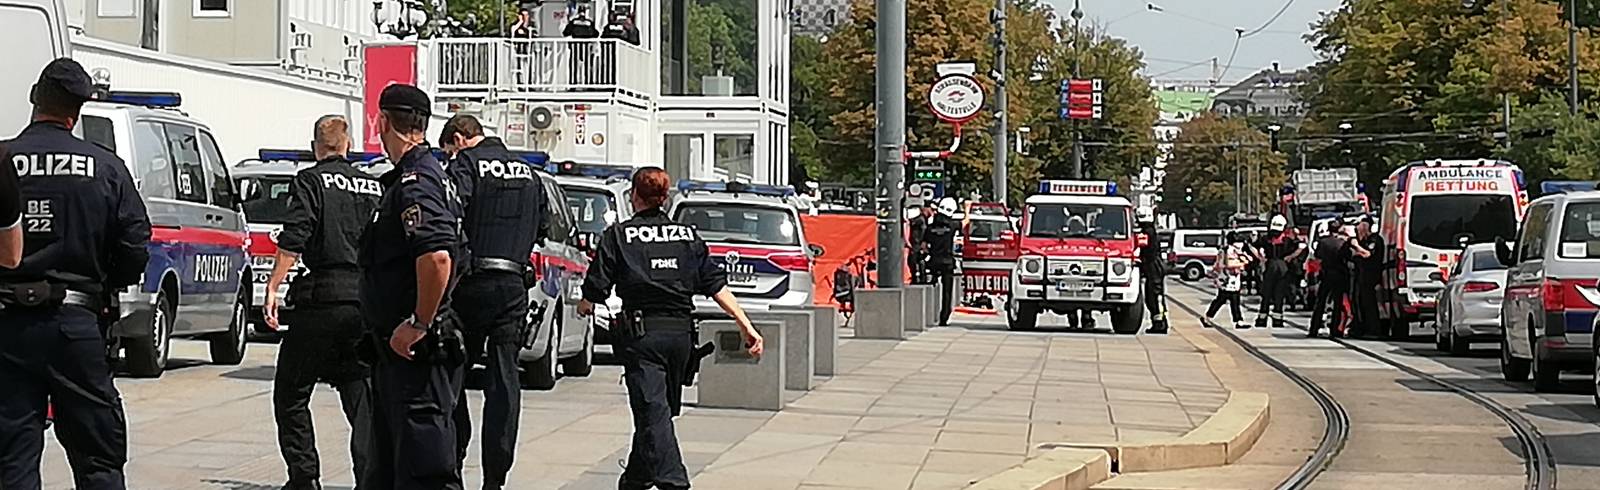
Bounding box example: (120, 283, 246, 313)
(1253, 215, 1306, 329)
(1137, 213, 1168, 334)
(358, 84, 467, 490)
(0, 58, 152, 490)
(438, 115, 548, 490)
(578, 167, 764, 490)
(922, 198, 959, 326)
(907, 202, 932, 284)
(261, 115, 380, 490)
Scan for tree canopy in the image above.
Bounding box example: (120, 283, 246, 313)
(1161, 113, 1285, 226)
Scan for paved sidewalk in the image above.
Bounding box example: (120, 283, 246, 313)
(38, 313, 1233, 489)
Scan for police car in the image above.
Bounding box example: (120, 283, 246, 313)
(78, 91, 250, 377)
(499, 154, 596, 390)
(232, 149, 387, 336)
(548, 162, 635, 344)
(671, 181, 815, 313)
(1006, 180, 1145, 334)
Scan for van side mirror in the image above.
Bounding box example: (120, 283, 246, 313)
(1495, 237, 1513, 266)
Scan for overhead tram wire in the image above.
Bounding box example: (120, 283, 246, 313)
(1241, 0, 1297, 38)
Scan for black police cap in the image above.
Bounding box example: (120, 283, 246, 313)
(379, 84, 431, 118)
(34, 58, 97, 102)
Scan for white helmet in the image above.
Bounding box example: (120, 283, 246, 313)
(938, 197, 958, 216)
(1269, 215, 1288, 231)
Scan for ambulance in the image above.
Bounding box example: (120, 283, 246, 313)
(1005, 180, 1146, 334)
(1377, 159, 1528, 337)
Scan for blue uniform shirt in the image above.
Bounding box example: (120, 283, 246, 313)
(359, 145, 462, 331)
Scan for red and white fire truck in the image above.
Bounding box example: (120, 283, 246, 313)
(1005, 180, 1146, 333)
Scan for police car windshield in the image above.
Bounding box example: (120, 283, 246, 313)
(1027, 203, 1128, 239)
(566, 188, 615, 233)
(676, 204, 801, 246)
(238, 177, 294, 224)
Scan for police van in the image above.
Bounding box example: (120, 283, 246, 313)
(671, 181, 815, 313)
(1377, 159, 1528, 338)
(548, 162, 635, 344)
(1, 0, 70, 140)
(1005, 180, 1144, 334)
(232, 149, 387, 336)
(79, 92, 250, 377)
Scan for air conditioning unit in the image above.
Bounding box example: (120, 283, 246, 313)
(525, 104, 564, 152)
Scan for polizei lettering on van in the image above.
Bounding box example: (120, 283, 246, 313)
(13, 154, 96, 178)
(624, 224, 696, 243)
(194, 254, 233, 283)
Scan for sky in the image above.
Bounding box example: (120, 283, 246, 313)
(1043, 0, 1345, 84)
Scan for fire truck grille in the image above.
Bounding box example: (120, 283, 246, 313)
(1045, 258, 1104, 279)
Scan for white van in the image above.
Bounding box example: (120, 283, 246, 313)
(1, 0, 71, 138)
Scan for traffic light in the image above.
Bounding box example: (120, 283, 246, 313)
(1185, 186, 1193, 203)
(912, 168, 946, 182)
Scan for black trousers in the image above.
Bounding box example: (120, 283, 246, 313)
(618, 326, 693, 490)
(1256, 263, 1291, 328)
(932, 266, 954, 326)
(274, 303, 372, 488)
(1352, 274, 1382, 337)
(1206, 291, 1243, 323)
(0, 305, 125, 490)
(368, 316, 467, 490)
(1143, 278, 1168, 332)
(450, 271, 527, 488)
(1311, 273, 1350, 336)
(908, 252, 926, 284)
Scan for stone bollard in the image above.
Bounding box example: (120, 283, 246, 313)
(774, 304, 839, 376)
(697, 320, 785, 411)
(854, 289, 906, 340)
(903, 285, 930, 333)
(749, 310, 815, 391)
(923, 283, 940, 326)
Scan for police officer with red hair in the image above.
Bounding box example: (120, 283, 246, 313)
(579, 168, 764, 490)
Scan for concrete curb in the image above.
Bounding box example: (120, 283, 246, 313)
(1050, 391, 1271, 473)
(966, 447, 1113, 490)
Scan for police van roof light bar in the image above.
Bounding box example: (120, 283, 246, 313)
(1038, 180, 1118, 196)
(546, 161, 635, 180)
(100, 91, 182, 108)
(256, 149, 385, 163)
(678, 180, 797, 197)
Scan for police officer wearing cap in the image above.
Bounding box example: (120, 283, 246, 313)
(579, 167, 764, 490)
(438, 114, 548, 489)
(262, 115, 381, 490)
(358, 84, 468, 489)
(0, 58, 152, 490)
(1137, 213, 1168, 334)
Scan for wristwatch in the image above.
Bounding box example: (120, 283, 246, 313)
(404, 314, 431, 332)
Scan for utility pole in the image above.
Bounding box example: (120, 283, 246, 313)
(875, 0, 907, 288)
(1070, 0, 1084, 178)
(992, 0, 1008, 201)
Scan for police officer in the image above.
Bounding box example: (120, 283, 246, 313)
(358, 84, 468, 489)
(922, 198, 960, 326)
(1309, 225, 1355, 338)
(1253, 215, 1305, 329)
(439, 114, 548, 490)
(0, 58, 152, 490)
(0, 139, 21, 268)
(1137, 213, 1168, 334)
(1352, 218, 1384, 338)
(262, 115, 380, 490)
(578, 167, 764, 490)
(907, 202, 932, 284)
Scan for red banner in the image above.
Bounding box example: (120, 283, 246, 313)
(362, 44, 418, 153)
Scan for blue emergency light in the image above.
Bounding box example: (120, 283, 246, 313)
(100, 91, 182, 108)
(1037, 180, 1117, 196)
(1540, 181, 1598, 194)
(545, 161, 635, 180)
(678, 180, 796, 197)
(257, 149, 385, 163)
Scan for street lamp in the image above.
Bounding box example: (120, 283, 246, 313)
(1338, 122, 1353, 168)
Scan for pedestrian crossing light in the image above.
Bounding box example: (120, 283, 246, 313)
(913, 169, 946, 182)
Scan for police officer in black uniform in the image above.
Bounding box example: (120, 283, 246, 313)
(262, 115, 381, 490)
(1253, 215, 1305, 329)
(0, 58, 152, 490)
(907, 202, 932, 284)
(358, 84, 467, 490)
(439, 114, 547, 490)
(578, 167, 764, 490)
(1137, 214, 1168, 334)
(922, 198, 959, 326)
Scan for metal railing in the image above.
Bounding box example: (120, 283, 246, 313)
(429, 38, 655, 99)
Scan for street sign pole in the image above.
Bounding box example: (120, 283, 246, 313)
(875, 0, 907, 289)
(992, 1, 1008, 204)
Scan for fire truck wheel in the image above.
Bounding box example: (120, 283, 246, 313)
(1112, 305, 1144, 335)
(1007, 300, 1039, 331)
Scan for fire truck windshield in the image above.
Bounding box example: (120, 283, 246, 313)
(1027, 203, 1129, 239)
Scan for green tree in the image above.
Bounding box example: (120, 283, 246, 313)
(1162, 114, 1286, 227)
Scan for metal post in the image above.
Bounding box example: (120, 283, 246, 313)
(875, 0, 907, 288)
(992, 0, 1008, 202)
(1572, 0, 1581, 115)
(1070, 0, 1084, 178)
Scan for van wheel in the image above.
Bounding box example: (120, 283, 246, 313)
(125, 289, 173, 378)
(209, 284, 249, 365)
(1501, 332, 1530, 381)
(521, 315, 560, 391)
(1007, 299, 1039, 331)
(560, 319, 595, 377)
(1183, 264, 1203, 282)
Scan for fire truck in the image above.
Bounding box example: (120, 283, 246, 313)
(1005, 180, 1146, 333)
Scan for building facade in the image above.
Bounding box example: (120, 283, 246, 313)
(1211, 64, 1305, 120)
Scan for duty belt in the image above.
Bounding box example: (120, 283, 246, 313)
(473, 257, 528, 274)
(0, 282, 100, 309)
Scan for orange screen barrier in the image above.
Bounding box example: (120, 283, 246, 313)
(800, 214, 911, 306)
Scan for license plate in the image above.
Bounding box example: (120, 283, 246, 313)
(729, 273, 757, 285)
(1057, 281, 1093, 292)
(252, 255, 275, 269)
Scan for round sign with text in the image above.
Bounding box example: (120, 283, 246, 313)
(928, 74, 985, 123)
